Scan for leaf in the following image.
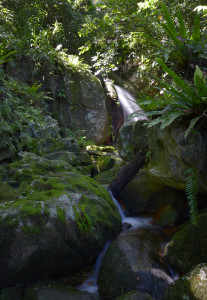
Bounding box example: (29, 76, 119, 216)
(192, 14, 200, 42)
(160, 110, 185, 129)
(176, 10, 187, 39)
(184, 116, 201, 138)
(156, 58, 193, 91)
(194, 66, 207, 97)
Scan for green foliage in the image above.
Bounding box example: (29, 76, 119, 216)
(138, 60, 207, 137)
(185, 168, 199, 225)
(159, 2, 207, 76)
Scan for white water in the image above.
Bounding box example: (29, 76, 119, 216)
(77, 191, 152, 294)
(109, 190, 152, 229)
(77, 241, 111, 294)
(114, 85, 146, 122)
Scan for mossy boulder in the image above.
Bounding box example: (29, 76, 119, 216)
(116, 291, 155, 300)
(117, 119, 207, 193)
(118, 120, 148, 162)
(119, 168, 186, 217)
(94, 165, 123, 185)
(97, 155, 115, 173)
(98, 227, 172, 299)
(163, 264, 207, 300)
(164, 213, 207, 274)
(44, 151, 92, 167)
(23, 285, 99, 300)
(0, 153, 121, 288)
(6, 57, 110, 144)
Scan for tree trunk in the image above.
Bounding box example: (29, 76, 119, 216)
(110, 147, 148, 197)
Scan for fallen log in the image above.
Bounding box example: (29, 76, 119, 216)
(110, 146, 148, 197)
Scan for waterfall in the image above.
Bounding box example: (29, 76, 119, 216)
(109, 190, 152, 229)
(114, 85, 146, 122)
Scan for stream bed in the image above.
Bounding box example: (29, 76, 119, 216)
(77, 191, 177, 299)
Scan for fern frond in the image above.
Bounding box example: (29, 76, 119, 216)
(161, 2, 181, 44)
(185, 168, 199, 225)
(192, 14, 200, 42)
(176, 10, 186, 38)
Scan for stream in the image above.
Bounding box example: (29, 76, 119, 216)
(77, 191, 161, 296)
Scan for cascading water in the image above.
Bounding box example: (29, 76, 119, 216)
(109, 190, 152, 229)
(77, 190, 152, 294)
(114, 85, 146, 122)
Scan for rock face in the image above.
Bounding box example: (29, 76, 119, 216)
(164, 213, 207, 274)
(98, 227, 172, 300)
(0, 152, 121, 288)
(164, 264, 207, 300)
(117, 119, 207, 199)
(6, 58, 109, 144)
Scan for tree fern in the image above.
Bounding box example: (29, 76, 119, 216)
(185, 168, 199, 225)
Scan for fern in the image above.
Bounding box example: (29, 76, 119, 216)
(185, 168, 199, 225)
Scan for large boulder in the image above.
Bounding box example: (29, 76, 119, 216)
(117, 119, 207, 193)
(118, 167, 187, 219)
(164, 213, 207, 274)
(97, 227, 173, 300)
(6, 58, 109, 144)
(0, 153, 121, 288)
(163, 263, 207, 300)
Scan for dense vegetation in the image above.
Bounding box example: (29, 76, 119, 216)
(0, 0, 207, 223)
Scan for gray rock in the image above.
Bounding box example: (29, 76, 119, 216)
(0, 153, 121, 288)
(163, 263, 207, 300)
(164, 213, 207, 274)
(98, 227, 172, 299)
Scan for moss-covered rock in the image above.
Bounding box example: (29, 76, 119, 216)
(163, 264, 207, 300)
(117, 119, 207, 193)
(117, 120, 148, 162)
(119, 168, 186, 217)
(44, 151, 92, 167)
(116, 290, 155, 300)
(97, 155, 115, 173)
(165, 213, 207, 274)
(0, 153, 121, 288)
(94, 165, 123, 185)
(23, 285, 99, 300)
(98, 227, 172, 299)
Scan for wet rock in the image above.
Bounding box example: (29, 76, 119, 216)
(163, 263, 207, 300)
(97, 155, 115, 173)
(121, 222, 132, 231)
(116, 290, 154, 300)
(0, 153, 121, 288)
(164, 213, 207, 274)
(24, 286, 99, 300)
(119, 168, 186, 217)
(98, 227, 172, 299)
(118, 120, 148, 162)
(117, 119, 207, 193)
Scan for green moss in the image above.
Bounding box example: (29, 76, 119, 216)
(166, 213, 207, 273)
(22, 224, 40, 235)
(97, 155, 115, 173)
(56, 206, 66, 223)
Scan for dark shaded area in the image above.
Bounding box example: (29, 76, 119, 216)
(110, 147, 148, 197)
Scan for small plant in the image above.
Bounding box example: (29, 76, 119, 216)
(138, 59, 207, 138)
(185, 168, 199, 225)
